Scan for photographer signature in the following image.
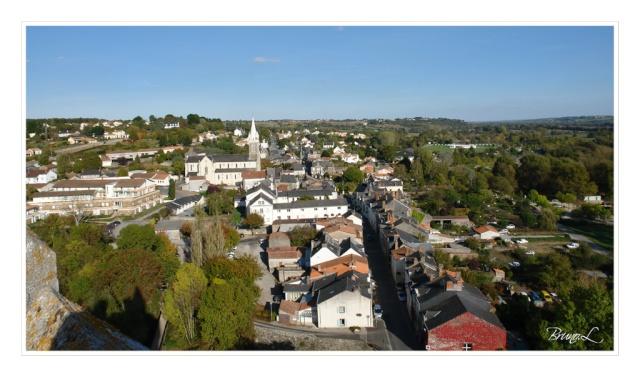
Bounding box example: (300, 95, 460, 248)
(546, 327, 603, 344)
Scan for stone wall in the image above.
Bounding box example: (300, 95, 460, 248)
(25, 229, 147, 350)
(254, 325, 371, 351)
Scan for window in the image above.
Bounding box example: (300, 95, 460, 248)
(463, 342, 473, 351)
(338, 306, 346, 314)
(338, 319, 346, 327)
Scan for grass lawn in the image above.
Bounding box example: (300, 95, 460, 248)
(559, 219, 613, 251)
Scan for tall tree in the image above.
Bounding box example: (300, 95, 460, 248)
(163, 263, 208, 347)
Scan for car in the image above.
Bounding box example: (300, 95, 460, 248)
(566, 242, 580, 249)
(397, 291, 407, 302)
(373, 304, 383, 319)
(499, 228, 509, 234)
(541, 290, 553, 303)
(525, 250, 536, 255)
(506, 224, 516, 230)
(226, 251, 236, 259)
(509, 261, 521, 268)
(529, 291, 542, 302)
(515, 238, 529, 244)
(518, 291, 531, 302)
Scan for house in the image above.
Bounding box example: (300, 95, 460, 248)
(100, 155, 112, 168)
(413, 272, 507, 350)
(241, 170, 267, 190)
(473, 225, 501, 240)
(184, 176, 208, 192)
(26, 148, 42, 157)
(26, 167, 57, 184)
(165, 195, 205, 215)
(314, 270, 373, 328)
(391, 245, 421, 284)
(309, 239, 366, 267)
(164, 122, 180, 129)
(268, 232, 291, 248)
(130, 171, 171, 186)
(309, 253, 369, 280)
(492, 268, 505, 282)
(583, 195, 603, 204)
(278, 300, 313, 326)
(103, 130, 129, 140)
(267, 246, 301, 271)
(439, 243, 479, 260)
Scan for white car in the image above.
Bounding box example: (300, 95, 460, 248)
(226, 251, 236, 259)
(515, 239, 529, 245)
(499, 228, 509, 234)
(525, 250, 536, 255)
(566, 242, 580, 249)
(506, 224, 516, 230)
(509, 261, 521, 268)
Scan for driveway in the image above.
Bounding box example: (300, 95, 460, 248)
(363, 221, 420, 350)
(236, 236, 277, 306)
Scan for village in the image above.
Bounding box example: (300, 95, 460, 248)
(25, 114, 613, 351)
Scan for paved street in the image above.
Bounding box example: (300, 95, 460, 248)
(362, 221, 421, 350)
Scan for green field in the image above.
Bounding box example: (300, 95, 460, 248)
(559, 219, 614, 251)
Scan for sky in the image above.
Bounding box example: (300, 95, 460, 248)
(26, 26, 614, 121)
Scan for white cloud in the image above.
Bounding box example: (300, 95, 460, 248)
(253, 56, 280, 64)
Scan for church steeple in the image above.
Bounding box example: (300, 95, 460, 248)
(247, 117, 261, 170)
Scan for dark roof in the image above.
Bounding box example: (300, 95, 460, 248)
(273, 197, 347, 210)
(33, 190, 96, 198)
(248, 193, 274, 206)
(278, 188, 335, 198)
(283, 279, 311, 293)
(208, 154, 252, 162)
(279, 175, 298, 183)
(186, 155, 206, 163)
(316, 271, 371, 304)
(215, 168, 251, 173)
(168, 194, 202, 207)
(416, 275, 505, 331)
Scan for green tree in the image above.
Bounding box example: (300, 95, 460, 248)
(287, 226, 317, 247)
(187, 113, 201, 125)
(163, 263, 208, 347)
(244, 213, 264, 229)
(168, 179, 176, 200)
(538, 208, 558, 230)
(342, 166, 364, 184)
(117, 224, 162, 252)
(117, 167, 129, 177)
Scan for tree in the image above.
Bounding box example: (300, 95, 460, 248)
(203, 217, 226, 260)
(244, 213, 264, 229)
(321, 149, 332, 158)
(191, 215, 204, 267)
(168, 179, 176, 200)
(56, 154, 73, 176)
(116, 224, 162, 252)
(187, 114, 201, 125)
(288, 226, 317, 247)
(163, 263, 208, 347)
(538, 208, 558, 230)
(117, 167, 129, 177)
(517, 154, 551, 194)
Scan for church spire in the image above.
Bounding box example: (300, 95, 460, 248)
(247, 117, 259, 143)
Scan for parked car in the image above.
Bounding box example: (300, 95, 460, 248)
(518, 291, 531, 302)
(373, 304, 383, 319)
(499, 228, 509, 234)
(397, 290, 407, 302)
(515, 238, 529, 245)
(541, 290, 553, 303)
(529, 291, 542, 302)
(226, 251, 236, 259)
(509, 261, 521, 268)
(566, 242, 580, 249)
(506, 224, 516, 230)
(525, 250, 536, 255)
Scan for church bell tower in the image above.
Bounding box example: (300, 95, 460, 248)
(247, 118, 261, 170)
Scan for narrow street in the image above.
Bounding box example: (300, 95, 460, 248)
(362, 221, 421, 351)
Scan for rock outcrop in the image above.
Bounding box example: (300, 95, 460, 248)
(26, 229, 147, 350)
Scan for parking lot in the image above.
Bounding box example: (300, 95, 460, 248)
(236, 236, 277, 306)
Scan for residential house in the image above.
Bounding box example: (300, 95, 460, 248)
(473, 225, 501, 240)
(314, 271, 373, 328)
(165, 195, 205, 215)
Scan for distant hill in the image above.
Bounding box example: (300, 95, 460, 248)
(472, 115, 613, 127)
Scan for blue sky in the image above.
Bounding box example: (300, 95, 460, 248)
(26, 26, 613, 121)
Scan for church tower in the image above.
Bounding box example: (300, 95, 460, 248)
(247, 117, 261, 170)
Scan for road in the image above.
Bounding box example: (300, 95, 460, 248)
(557, 223, 610, 255)
(362, 221, 420, 351)
(54, 139, 120, 156)
(111, 205, 167, 238)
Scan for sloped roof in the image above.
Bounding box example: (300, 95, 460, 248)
(316, 271, 371, 304)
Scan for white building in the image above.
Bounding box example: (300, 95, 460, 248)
(315, 271, 373, 328)
(26, 167, 57, 184)
(245, 183, 348, 226)
(185, 119, 261, 186)
(104, 130, 129, 140)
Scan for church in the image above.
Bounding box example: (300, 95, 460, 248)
(185, 118, 261, 187)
